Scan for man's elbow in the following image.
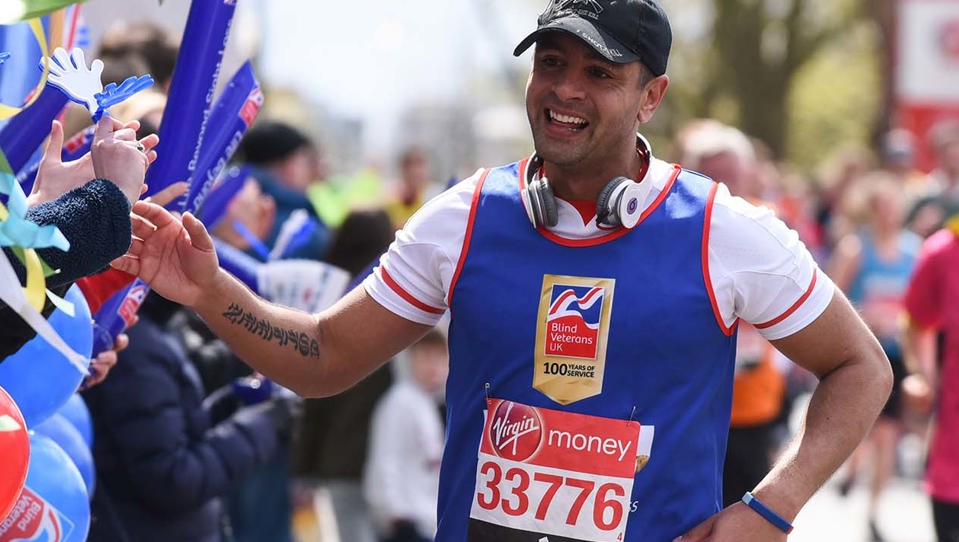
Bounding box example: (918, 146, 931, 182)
(869, 347, 895, 406)
(283, 366, 355, 398)
(295, 378, 353, 399)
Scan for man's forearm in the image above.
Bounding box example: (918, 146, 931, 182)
(189, 267, 429, 398)
(191, 268, 326, 395)
(752, 351, 891, 519)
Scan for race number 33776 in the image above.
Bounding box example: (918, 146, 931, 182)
(468, 399, 643, 541)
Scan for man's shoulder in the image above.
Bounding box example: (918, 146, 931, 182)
(403, 168, 496, 231)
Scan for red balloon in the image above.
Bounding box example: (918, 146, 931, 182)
(0, 385, 29, 520)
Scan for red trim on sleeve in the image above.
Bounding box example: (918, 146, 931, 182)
(447, 168, 492, 309)
(380, 268, 446, 315)
(754, 269, 819, 330)
(701, 182, 737, 336)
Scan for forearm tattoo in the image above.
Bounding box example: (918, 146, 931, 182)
(222, 303, 320, 359)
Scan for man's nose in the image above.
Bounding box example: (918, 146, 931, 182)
(553, 70, 586, 101)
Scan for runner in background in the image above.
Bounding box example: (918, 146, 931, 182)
(828, 172, 921, 542)
(902, 225, 959, 542)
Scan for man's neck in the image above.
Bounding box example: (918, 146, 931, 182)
(545, 153, 644, 202)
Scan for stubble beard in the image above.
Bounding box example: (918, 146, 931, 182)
(530, 125, 593, 170)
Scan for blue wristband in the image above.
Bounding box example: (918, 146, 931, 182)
(742, 491, 793, 534)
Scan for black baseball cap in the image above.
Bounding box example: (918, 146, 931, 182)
(513, 0, 672, 76)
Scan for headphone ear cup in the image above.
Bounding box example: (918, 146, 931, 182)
(596, 177, 630, 227)
(532, 180, 558, 228)
(614, 181, 646, 229)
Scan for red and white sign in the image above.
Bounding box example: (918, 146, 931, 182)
(239, 87, 263, 128)
(118, 283, 148, 327)
(470, 399, 653, 541)
(896, 0, 959, 171)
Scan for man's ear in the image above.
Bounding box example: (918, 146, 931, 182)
(637, 75, 669, 124)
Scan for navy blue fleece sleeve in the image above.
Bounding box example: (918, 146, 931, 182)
(8, 179, 131, 287)
(0, 180, 131, 361)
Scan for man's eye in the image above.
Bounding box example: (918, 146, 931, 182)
(590, 68, 611, 78)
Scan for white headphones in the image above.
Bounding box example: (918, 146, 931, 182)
(521, 134, 654, 230)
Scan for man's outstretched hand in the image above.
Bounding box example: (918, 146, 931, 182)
(111, 201, 219, 307)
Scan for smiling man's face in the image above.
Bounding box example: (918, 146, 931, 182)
(525, 32, 651, 174)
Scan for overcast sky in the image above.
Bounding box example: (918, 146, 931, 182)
(254, 0, 537, 112)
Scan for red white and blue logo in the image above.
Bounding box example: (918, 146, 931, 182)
(535, 275, 615, 404)
(0, 488, 75, 542)
(545, 284, 605, 359)
(239, 86, 263, 127)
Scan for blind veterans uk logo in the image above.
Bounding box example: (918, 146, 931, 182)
(535, 275, 615, 405)
(545, 285, 604, 359)
(0, 488, 75, 542)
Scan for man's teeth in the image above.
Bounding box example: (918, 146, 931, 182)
(549, 110, 587, 125)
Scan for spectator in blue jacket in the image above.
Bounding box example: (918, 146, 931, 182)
(82, 291, 294, 542)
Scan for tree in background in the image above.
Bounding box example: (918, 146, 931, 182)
(664, 0, 885, 172)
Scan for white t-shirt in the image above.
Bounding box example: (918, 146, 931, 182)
(363, 157, 833, 341)
(364, 379, 444, 537)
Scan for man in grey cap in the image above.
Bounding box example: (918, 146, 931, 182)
(115, 1, 892, 540)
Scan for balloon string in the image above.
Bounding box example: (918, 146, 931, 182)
(0, 249, 88, 374)
(0, 150, 68, 314)
(7, 243, 47, 313)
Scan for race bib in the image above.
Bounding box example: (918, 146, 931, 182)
(469, 398, 653, 541)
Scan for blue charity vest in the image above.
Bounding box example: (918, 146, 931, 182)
(440, 160, 737, 542)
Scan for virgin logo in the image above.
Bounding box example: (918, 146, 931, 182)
(489, 401, 543, 462)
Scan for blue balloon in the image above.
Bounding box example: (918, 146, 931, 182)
(32, 414, 94, 496)
(57, 394, 93, 449)
(0, 433, 89, 541)
(0, 285, 92, 427)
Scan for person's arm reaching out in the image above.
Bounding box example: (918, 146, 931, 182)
(112, 201, 430, 396)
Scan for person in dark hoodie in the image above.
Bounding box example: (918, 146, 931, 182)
(81, 291, 295, 542)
